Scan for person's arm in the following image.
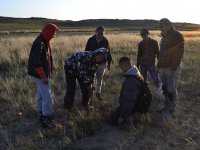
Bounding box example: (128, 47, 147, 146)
(170, 36, 184, 71)
(85, 38, 91, 51)
(154, 40, 159, 62)
(105, 39, 112, 69)
(137, 43, 142, 68)
(154, 40, 160, 74)
(32, 42, 48, 83)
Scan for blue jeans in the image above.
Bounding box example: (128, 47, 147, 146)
(140, 66, 161, 87)
(159, 67, 181, 113)
(34, 78, 53, 116)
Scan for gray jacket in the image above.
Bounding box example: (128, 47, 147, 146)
(157, 27, 184, 71)
(119, 66, 142, 118)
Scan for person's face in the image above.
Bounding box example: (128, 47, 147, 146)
(160, 24, 171, 35)
(141, 34, 149, 41)
(95, 54, 106, 64)
(96, 30, 104, 39)
(119, 62, 130, 73)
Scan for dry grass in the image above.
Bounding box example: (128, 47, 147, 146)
(0, 32, 200, 150)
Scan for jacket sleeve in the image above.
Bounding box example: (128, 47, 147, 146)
(170, 37, 184, 71)
(78, 56, 95, 86)
(106, 40, 112, 66)
(119, 79, 139, 118)
(32, 42, 46, 78)
(85, 38, 91, 51)
(137, 43, 142, 68)
(154, 41, 159, 62)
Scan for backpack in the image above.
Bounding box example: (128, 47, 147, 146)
(134, 81, 152, 113)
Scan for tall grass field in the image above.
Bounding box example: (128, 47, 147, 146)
(0, 31, 200, 150)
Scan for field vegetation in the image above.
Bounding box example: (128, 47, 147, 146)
(0, 30, 200, 150)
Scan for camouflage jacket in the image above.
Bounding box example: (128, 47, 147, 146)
(64, 51, 98, 86)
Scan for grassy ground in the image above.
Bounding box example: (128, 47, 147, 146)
(0, 31, 200, 150)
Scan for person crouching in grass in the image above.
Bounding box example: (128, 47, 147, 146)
(108, 57, 145, 125)
(28, 23, 58, 129)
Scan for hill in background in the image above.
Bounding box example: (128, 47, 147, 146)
(0, 16, 200, 33)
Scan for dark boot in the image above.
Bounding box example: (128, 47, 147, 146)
(41, 115, 54, 129)
(39, 111, 42, 122)
(96, 93, 103, 100)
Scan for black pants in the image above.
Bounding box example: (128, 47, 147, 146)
(64, 73, 90, 110)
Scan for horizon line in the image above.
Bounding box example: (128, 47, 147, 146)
(0, 16, 199, 25)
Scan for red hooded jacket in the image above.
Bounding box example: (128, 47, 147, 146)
(35, 23, 58, 78)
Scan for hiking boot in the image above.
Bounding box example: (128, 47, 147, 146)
(96, 93, 103, 100)
(41, 115, 54, 129)
(48, 115, 57, 127)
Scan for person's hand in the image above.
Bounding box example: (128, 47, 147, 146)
(42, 77, 48, 84)
(118, 117, 125, 124)
(157, 68, 160, 74)
(87, 85, 93, 96)
(107, 64, 111, 71)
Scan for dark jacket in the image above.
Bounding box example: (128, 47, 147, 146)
(157, 27, 184, 71)
(28, 35, 53, 78)
(119, 67, 142, 118)
(137, 38, 159, 68)
(85, 35, 112, 65)
(64, 48, 108, 86)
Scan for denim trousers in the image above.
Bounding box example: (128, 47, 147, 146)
(34, 78, 53, 116)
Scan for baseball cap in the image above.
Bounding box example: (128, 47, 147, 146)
(95, 26, 105, 32)
(158, 18, 171, 27)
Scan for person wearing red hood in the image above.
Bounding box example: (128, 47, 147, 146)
(28, 23, 58, 128)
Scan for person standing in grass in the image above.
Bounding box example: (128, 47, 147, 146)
(28, 23, 58, 128)
(137, 28, 161, 87)
(137, 28, 164, 106)
(63, 48, 109, 111)
(85, 26, 112, 100)
(157, 18, 184, 117)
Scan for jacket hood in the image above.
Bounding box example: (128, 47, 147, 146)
(41, 23, 58, 42)
(124, 66, 142, 77)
